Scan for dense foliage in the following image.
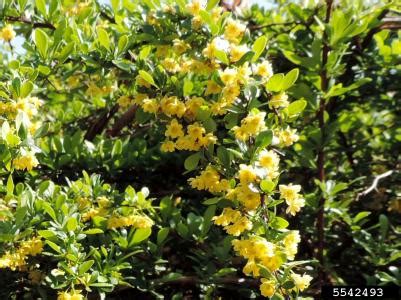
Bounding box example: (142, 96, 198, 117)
(0, 0, 400, 299)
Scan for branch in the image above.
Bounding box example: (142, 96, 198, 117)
(84, 104, 119, 141)
(248, 21, 299, 31)
(106, 105, 138, 137)
(4, 16, 56, 30)
(356, 170, 395, 201)
(316, 0, 333, 289)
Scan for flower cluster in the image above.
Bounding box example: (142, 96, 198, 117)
(189, 165, 230, 193)
(0, 24, 16, 42)
(107, 214, 154, 229)
(0, 237, 43, 271)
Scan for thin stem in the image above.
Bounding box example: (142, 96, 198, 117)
(316, 0, 333, 288)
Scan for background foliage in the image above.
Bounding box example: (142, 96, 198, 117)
(0, 0, 400, 299)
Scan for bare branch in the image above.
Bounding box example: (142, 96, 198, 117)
(4, 16, 56, 30)
(356, 170, 395, 201)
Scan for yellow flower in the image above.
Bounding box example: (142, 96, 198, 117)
(279, 127, 299, 146)
(97, 196, 111, 208)
(173, 39, 190, 55)
(71, 291, 84, 300)
(235, 184, 261, 210)
(258, 150, 280, 171)
(291, 273, 312, 291)
(205, 80, 222, 95)
(255, 60, 273, 78)
(224, 19, 246, 43)
(243, 259, 260, 277)
(260, 255, 282, 272)
(187, 122, 206, 139)
(238, 164, 257, 184)
(260, 278, 276, 297)
(286, 197, 305, 216)
(189, 165, 229, 193)
(57, 291, 72, 300)
(230, 44, 249, 62)
(225, 216, 252, 236)
(283, 231, 301, 260)
(185, 97, 205, 119)
(1, 24, 16, 42)
(165, 119, 184, 138)
(186, 0, 203, 16)
(233, 111, 266, 141)
(220, 68, 238, 85)
(129, 215, 154, 228)
(279, 184, 301, 202)
(117, 95, 133, 108)
(57, 290, 84, 300)
(213, 207, 241, 226)
(161, 140, 175, 152)
(19, 237, 43, 256)
(13, 153, 39, 171)
(269, 92, 289, 109)
(162, 57, 181, 73)
(142, 98, 159, 114)
(160, 96, 186, 117)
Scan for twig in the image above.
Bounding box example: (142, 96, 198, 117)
(4, 16, 56, 30)
(356, 170, 395, 201)
(248, 21, 299, 30)
(106, 104, 138, 137)
(316, 0, 333, 289)
(84, 104, 119, 141)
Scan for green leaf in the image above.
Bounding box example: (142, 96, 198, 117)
(38, 65, 51, 75)
(260, 180, 275, 193)
(112, 140, 123, 157)
(287, 99, 307, 116)
(6, 175, 14, 195)
(38, 230, 56, 239)
(271, 217, 289, 229)
(157, 228, 169, 245)
(252, 36, 268, 62)
(138, 70, 157, 87)
(215, 49, 229, 65)
(202, 197, 221, 205)
(131, 228, 152, 244)
(235, 51, 255, 66)
(20, 81, 34, 98)
(183, 80, 193, 96)
(265, 74, 284, 92)
(97, 27, 111, 51)
(282, 281, 295, 289)
(46, 240, 62, 253)
(78, 260, 94, 275)
(282, 68, 299, 90)
(117, 35, 128, 55)
(35, 0, 47, 16)
(217, 146, 231, 167)
(206, 0, 219, 10)
(379, 214, 389, 240)
(353, 211, 371, 224)
(58, 42, 75, 63)
(41, 202, 57, 221)
(201, 205, 216, 235)
(184, 152, 201, 171)
(176, 222, 189, 239)
(34, 29, 49, 59)
(66, 217, 78, 232)
(83, 228, 104, 234)
(255, 130, 273, 149)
